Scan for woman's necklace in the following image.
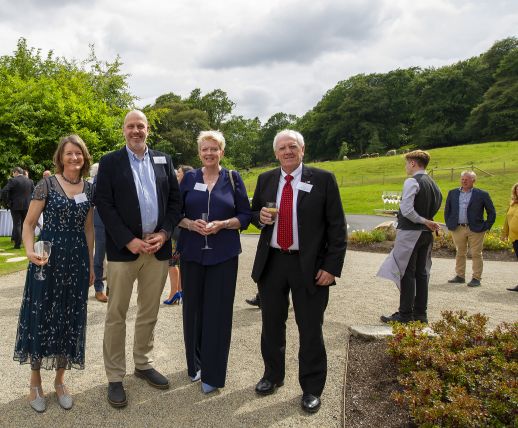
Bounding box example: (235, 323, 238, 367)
(61, 173, 81, 185)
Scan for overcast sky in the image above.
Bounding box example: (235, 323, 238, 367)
(0, 0, 516, 122)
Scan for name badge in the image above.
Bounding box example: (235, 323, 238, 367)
(296, 182, 313, 193)
(74, 193, 88, 204)
(194, 182, 208, 192)
(153, 156, 167, 164)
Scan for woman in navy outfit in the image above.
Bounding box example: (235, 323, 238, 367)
(177, 130, 251, 393)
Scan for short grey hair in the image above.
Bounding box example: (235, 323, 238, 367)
(273, 129, 305, 151)
(461, 170, 477, 180)
(197, 130, 226, 150)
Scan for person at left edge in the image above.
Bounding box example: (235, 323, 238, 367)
(1, 166, 33, 249)
(95, 110, 181, 408)
(177, 130, 251, 394)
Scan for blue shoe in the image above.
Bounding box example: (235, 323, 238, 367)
(164, 291, 183, 305)
(201, 382, 218, 394)
(190, 370, 201, 382)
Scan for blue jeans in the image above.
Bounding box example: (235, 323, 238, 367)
(93, 211, 106, 293)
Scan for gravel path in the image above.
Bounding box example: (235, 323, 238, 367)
(0, 235, 516, 427)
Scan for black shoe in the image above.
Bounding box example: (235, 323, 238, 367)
(301, 393, 321, 413)
(467, 278, 481, 287)
(107, 382, 127, 408)
(134, 368, 170, 389)
(380, 312, 412, 324)
(413, 314, 428, 323)
(246, 294, 261, 308)
(255, 378, 284, 396)
(507, 285, 518, 292)
(448, 276, 465, 284)
(13, 245, 21, 249)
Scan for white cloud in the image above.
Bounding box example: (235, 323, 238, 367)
(0, 0, 516, 122)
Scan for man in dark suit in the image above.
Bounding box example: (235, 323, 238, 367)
(1, 166, 33, 248)
(95, 110, 181, 407)
(250, 129, 347, 414)
(444, 171, 495, 287)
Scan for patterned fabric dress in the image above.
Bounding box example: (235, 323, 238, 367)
(13, 176, 92, 370)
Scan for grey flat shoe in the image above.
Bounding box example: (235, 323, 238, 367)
(55, 383, 73, 410)
(29, 386, 46, 413)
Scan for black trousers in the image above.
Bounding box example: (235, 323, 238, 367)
(513, 240, 518, 259)
(258, 250, 329, 397)
(399, 231, 433, 319)
(181, 257, 238, 388)
(10, 209, 27, 248)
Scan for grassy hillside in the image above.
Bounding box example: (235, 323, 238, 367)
(240, 141, 518, 227)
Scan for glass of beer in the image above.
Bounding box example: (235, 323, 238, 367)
(265, 202, 278, 223)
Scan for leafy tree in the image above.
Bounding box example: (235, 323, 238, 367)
(255, 112, 298, 165)
(186, 88, 235, 129)
(0, 38, 133, 184)
(222, 115, 261, 170)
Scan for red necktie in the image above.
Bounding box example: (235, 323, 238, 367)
(277, 174, 294, 250)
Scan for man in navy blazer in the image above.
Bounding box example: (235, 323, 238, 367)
(95, 110, 181, 407)
(250, 130, 347, 414)
(444, 171, 495, 287)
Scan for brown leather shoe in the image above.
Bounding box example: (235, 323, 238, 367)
(95, 292, 108, 302)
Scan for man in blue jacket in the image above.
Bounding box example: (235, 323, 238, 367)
(444, 171, 496, 287)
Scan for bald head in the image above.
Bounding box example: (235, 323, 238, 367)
(124, 110, 148, 126)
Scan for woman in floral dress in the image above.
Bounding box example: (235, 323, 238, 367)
(14, 135, 94, 412)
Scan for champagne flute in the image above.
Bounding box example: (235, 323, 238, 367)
(265, 202, 278, 223)
(201, 213, 212, 250)
(34, 240, 52, 280)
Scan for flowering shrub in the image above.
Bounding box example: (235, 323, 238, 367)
(387, 311, 518, 427)
(349, 229, 388, 244)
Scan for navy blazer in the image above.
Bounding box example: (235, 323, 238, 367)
(444, 187, 496, 233)
(177, 168, 251, 265)
(94, 147, 181, 262)
(251, 165, 347, 293)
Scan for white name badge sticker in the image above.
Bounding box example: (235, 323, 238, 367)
(296, 182, 313, 193)
(153, 156, 167, 164)
(194, 182, 208, 192)
(74, 193, 88, 204)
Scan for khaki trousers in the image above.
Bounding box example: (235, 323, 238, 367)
(103, 253, 168, 382)
(450, 226, 485, 280)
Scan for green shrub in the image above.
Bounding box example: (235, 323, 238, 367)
(349, 229, 388, 244)
(387, 311, 518, 427)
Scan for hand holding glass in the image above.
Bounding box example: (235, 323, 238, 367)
(265, 202, 278, 224)
(34, 241, 52, 280)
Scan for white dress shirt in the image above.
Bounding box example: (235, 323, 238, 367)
(270, 163, 303, 250)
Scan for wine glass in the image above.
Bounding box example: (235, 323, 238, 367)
(201, 213, 212, 250)
(34, 241, 52, 280)
(265, 202, 278, 223)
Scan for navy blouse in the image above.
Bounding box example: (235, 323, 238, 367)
(177, 168, 251, 265)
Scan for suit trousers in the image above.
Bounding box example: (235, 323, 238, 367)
(399, 231, 433, 319)
(258, 250, 329, 397)
(103, 253, 168, 382)
(451, 226, 485, 280)
(181, 257, 238, 388)
(10, 209, 27, 247)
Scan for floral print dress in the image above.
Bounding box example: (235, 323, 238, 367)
(13, 176, 92, 370)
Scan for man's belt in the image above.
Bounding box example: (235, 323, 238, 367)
(270, 247, 299, 255)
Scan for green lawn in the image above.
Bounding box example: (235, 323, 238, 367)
(240, 141, 518, 227)
(0, 237, 28, 275)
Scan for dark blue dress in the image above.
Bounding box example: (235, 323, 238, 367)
(13, 176, 92, 370)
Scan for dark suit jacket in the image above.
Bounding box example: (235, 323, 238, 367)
(94, 147, 181, 262)
(444, 187, 496, 233)
(1, 175, 33, 210)
(251, 165, 347, 293)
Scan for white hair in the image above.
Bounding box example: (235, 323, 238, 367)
(273, 129, 305, 151)
(197, 130, 226, 150)
(461, 170, 477, 180)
